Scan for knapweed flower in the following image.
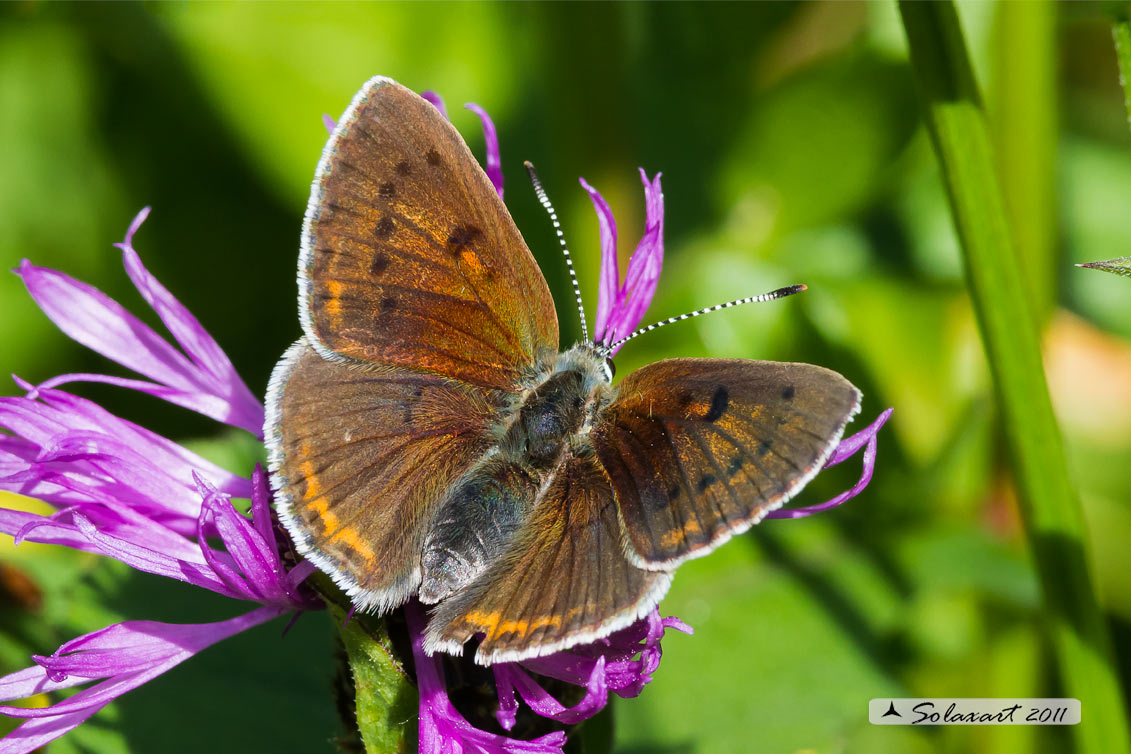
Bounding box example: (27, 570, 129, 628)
(0, 210, 319, 754)
(0, 89, 891, 754)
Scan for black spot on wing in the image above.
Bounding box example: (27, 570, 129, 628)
(426, 149, 443, 167)
(380, 296, 397, 312)
(370, 252, 390, 276)
(704, 386, 729, 422)
(781, 385, 795, 400)
(697, 474, 717, 493)
(447, 225, 482, 253)
(374, 216, 395, 240)
(395, 160, 412, 176)
(379, 182, 396, 198)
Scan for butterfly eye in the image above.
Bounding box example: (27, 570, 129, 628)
(603, 357, 616, 381)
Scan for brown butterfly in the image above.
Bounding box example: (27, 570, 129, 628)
(264, 76, 861, 664)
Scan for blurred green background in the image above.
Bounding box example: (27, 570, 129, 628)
(2, 2, 1130, 753)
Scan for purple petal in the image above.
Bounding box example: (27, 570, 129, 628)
(493, 668, 520, 731)
(766, 408, 892, 519)
(193, 475, 311, 607)
(605, 171, 664, 353)
(67, 513, 229, 593)
(465, 103, 504, 199)
(248, 466, 276, 553)
(825, 407, 893, 468)
(405, 601, 566, 754)
(116, 217, 263, 435)
(323, 114, 336, 133)
(580, 178, 621, 343)
(40, 388, 251, 498)
(0, 608, 282, 753)
(493, 657, 608, 726)
(0, 662, 90, 700)
(0, 702, 101, 754)
(0, 509, 94, 553)
(16, 256, 262, 435)
(36, 432, 204, 518)
(420, 90, 449, 120)
(16, 261, 202, 398)
(514, 608, 691, 713)
(33, 372, 249, 436)
(15, 210, 265, 435)
(0, 387, 251, 511)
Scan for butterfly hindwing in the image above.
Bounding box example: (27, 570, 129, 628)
(592, 358, 861, 570)
(301, 76, 559, 390)
(426, 451, 671, 664)
(265, 340, 505, 612)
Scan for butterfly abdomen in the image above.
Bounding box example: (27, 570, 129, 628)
(419, 360, 605, 605)
(419, 460, 538, 604)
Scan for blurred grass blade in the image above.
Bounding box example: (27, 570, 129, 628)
(991, 0, 1057, 322)
(898, 4, 1131, 754)
(1114, 17, 1131, 128)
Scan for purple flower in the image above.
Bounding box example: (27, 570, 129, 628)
(491, 610, 693, 732)
(0, 210, 317, 754)
(408, 597, 691, 754)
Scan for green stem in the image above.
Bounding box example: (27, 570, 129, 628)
(1114, 17, 1131, 128)
(898, 5, 1130, 754)
(318, 574, 418, 753)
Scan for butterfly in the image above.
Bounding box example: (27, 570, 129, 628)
(264, 76, 861, 665)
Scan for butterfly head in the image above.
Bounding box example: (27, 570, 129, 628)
(556, 341, 615, 388)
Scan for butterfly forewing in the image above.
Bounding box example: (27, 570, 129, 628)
(301, 76, 558, 390)
(426, 452, 671, 664)
(266, 341, 506, 612)
(592, 358, 861, 570)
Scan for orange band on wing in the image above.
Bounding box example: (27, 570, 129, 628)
(324, 280, 344, 323)
(328, 525, 376, 563)
(462, 610, 566, 641)
(306, 497, 339, 536)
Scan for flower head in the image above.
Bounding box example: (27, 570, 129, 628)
(0, 210, 317, 754)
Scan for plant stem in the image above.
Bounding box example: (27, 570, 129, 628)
(898, 4, 1130, 754)
(317, 573, 417, 753)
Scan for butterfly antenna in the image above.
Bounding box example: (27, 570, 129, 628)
(525, 161, 589, 343)
(602, 285, 807, 355)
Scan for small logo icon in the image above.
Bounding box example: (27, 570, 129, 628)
(882, 701, 901, 718)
